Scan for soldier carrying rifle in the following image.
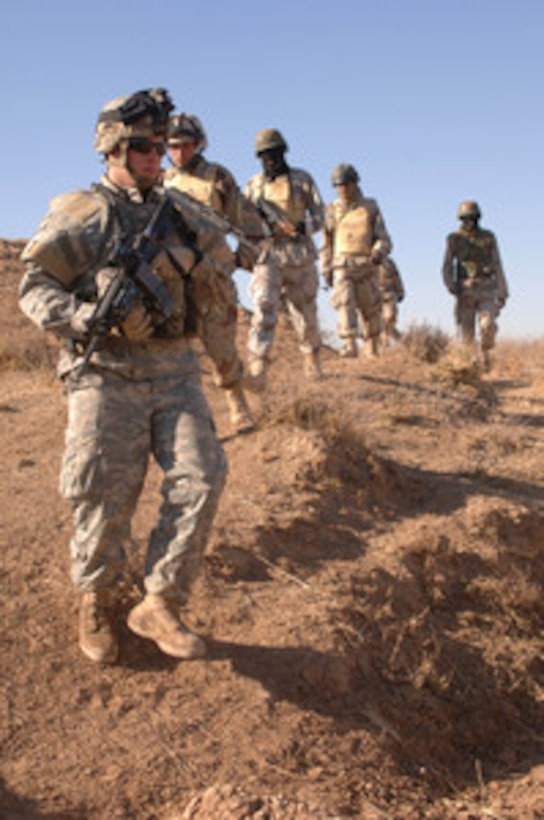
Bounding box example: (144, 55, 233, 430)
(243, 128, 325, 390)
(19, 89, 229, 665)
(442, 200, 509, 371)
(164, 113, 267, 431)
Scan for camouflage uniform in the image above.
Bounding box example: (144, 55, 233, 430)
(243, 167, 324, 368)
(164, 152, 265, 389)
(321, 187, 392, 355)
(378, 257, 405, 347)
(19, 175, 228, 602)
(442, 205, 509, 362)
(19, 89, 233, 663)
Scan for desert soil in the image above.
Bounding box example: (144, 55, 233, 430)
(1, 238, 543, 819)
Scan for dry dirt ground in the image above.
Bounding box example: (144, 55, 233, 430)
(1, 238, 544, 819)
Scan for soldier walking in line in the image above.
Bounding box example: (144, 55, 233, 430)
(19, 89, 229, 664)
(243, 128, 325, 390)
(442, 200, 509, 370)
(164, 113, 267, 431)
(378, 256, 405, 348)
(320, 164, 392, 358)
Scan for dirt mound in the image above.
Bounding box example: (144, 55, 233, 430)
(1, 239, 544, 819)
(176, 783, 332, 819)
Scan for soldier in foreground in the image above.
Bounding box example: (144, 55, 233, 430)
(442, 200, 509, 370)
(320, 164, 392, 358)
(378, 256, 405, 348)
(243, 128, 325, 390)
(19, 89, 228, 664)
(164, 114, 266, 431)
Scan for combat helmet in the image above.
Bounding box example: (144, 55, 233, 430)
(457, 200, 481, 220)
(94, 88, 174, 154)
(254, 128, 288, 156)
(331, 163, 360, 186)
(167, 113, 208, 153)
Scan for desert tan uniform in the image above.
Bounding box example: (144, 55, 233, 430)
(442, 226, 509, 352)
(321, 190, 392, 345)
(19, 177, 228, 602)
(164, 156, 265, 387)
(243, 167, 324, 361)
(378, 257, 405, 345)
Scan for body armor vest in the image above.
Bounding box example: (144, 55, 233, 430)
(450, 229, 495, 281)
(262, 175, 306, 225)
(333, 202, 373, 257)
(24, 186, 189, 338)
(165, 168, 222, 213)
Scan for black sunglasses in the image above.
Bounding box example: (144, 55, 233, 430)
(127, 138, 167, 157)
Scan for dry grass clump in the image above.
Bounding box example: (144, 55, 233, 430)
(401, 321, 450, 363)
(0, 332, 57, 373)
(266, 395, 364, 447)
(495, 338, 544, 387)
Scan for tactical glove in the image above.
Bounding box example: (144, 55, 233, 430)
(70, 302, 96, 338)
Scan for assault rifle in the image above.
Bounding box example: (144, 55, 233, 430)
(166, 187, 268, 256)
(74, 195, 176, 378)
(256, 196, 313, 240)
(256, 197, 288, 230)
(452, 257, 467, 296)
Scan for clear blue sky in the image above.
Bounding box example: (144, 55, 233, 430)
(2, 0, 542, 339)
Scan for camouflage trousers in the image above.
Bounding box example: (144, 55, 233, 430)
(381, 296, 400, 342)
(60, 356, 227, 601)
(331, 265, 382, 341)
(190, 269, 244, 389)
(197, 299, 244, 388)
(247, 258, 321, 360)
(455, 289, 501, 351)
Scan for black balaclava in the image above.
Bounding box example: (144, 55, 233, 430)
(259, 148, 289, 181)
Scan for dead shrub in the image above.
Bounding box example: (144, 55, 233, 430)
(401, 321, 450, 363)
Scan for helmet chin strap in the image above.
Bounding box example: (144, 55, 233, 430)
(121, 142, 157, 190)
(181, 153, 201, 172)
(107, 140, 159, 190)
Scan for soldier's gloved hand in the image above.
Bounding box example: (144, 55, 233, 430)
(371, 249, 383, 265)
(295, 220, 306, 236)
(497, 296, 507, 308)
(70, 302, 96, 338)
(120, 305, 154, 341)
(96, 266, 119, 293)
(277, 219, 298, 238)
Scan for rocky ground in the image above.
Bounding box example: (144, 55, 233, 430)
(1, 238, 543, 818)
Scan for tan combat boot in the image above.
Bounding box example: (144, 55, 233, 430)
(339, 338, 358, 358)
(303, 350, 323, 380)
(247, 357, 268, 392)
(127, 594, 206, 659)
(225, 383, 255, 433)
(78, 590, 118, 664)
